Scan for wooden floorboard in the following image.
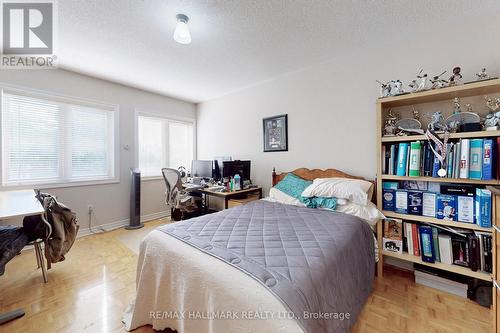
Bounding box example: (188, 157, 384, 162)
(0, 219, 492, 333)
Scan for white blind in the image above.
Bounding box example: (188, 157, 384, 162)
(169, 121, 193, 172)
(138, 116, 165, 177)
(1, 90, 116, 186)
(138, 115, 194, 177)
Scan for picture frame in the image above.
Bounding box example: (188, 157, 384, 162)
(263, 114, 288, 152)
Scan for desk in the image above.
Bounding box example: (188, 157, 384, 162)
(0, 189, 44, 325)
(198, 187, 263, 210)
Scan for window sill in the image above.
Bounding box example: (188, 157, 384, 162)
(1, 178, 120, 190)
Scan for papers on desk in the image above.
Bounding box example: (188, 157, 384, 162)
(207, 186, 226, 192)
(184, 183, 203, 190)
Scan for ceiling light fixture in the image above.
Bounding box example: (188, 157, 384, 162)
(174, 14, 191, 45)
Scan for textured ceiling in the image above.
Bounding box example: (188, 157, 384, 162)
(57, 0, 500, 103)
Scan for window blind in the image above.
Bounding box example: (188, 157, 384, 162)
(137, 115, 194, 177)
(1, 90, 116, 186)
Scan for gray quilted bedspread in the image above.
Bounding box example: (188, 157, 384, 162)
(158, 200, 375, 333)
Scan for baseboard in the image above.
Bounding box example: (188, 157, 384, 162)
(77, 211, 170, 238)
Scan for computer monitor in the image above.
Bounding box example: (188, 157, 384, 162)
(191, 160, 213, 178)
(213, 156, 232, 180)
(222, 160, 251, 181)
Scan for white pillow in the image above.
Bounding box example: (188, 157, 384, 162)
(267, 187, 383, 229)
(336, 201, 385, 228)
(267, 187, 305, 207)
(336, 198, 348, 205)
(301, 177, 373, 206)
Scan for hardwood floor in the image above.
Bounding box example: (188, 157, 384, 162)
(0, 219, 492, 333)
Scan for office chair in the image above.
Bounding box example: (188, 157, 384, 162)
(161, 168, 202, 221)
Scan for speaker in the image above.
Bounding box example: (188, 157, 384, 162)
(126, 168, 144, 230)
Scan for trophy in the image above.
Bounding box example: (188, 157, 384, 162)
(484, 97, 500, 131)
(427, 111, 447, 132)
(383, 109, 398, 136)
(476, 68, 489, 81)
(448, 67, 462, 86)
(445, 97, 480, 132)
(377, 80, 391, 98)
(391, 80, 405, 95)
(395, 106, 424, 135)
(430, 71, 448, 89)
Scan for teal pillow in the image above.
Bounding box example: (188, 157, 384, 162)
(274, 173, 312, 200)
(301, 196, 337, 210)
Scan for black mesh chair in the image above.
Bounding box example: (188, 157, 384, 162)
(161, 168, 202, 221)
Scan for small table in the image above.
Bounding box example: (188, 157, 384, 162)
(198, 186, 263, 210)
(0, 189, 44, 325)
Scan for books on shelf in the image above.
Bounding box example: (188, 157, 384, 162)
(382, 181, 492, 228)
(383, 137, 498, 181)
(401, 222, 492, 274)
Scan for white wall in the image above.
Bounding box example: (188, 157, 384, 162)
(197, 15, 500, 194)
(0, 69, 196, 232)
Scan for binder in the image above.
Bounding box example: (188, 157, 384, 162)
(432, 227, 440, 262)
(419, 226, 435, 263)
(453, 142, 461, 178)
(482, 138, 495, 180)
(459, 139, 470, 179)
(438, 234, 453, 264)
(405, 222, 414, 255)
(432, 143, 441, 178)
(446, 143, 454, 178)
(469, 139, 483, 179)
(409, 141, 422, 176)
(396, 143, 409, 176)
(389, 145, 396, 175)
(475, 188, 492, 228)
(423, 142, 433, 176)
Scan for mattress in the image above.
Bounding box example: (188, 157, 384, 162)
(124, 200, 375, 332)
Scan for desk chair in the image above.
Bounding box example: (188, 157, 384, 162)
(161, 168, 202, 221)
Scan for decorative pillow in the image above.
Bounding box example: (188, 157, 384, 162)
(301, 196, 337, 210)
(301, 177, 374, 206)
(274, 173, 312, 200)
(336, 201, 385, 228)
(267, 187, 305, 206)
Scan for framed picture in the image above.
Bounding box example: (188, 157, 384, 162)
(263, 114, 288, 152)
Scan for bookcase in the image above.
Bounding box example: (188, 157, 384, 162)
(375, 78, 500, 332)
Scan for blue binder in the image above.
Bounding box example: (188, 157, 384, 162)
(432, 145, 440, 178)
(482, 139, 495, 180)
(396, 143, 409, 176)
(419, 226, 435, 263)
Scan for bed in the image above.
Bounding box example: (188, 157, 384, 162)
(123, 168, 379, 333)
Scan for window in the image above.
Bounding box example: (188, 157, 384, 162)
(137, 114, 194, 177)
(1, 89, 117, 187)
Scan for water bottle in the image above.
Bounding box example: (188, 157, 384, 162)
(234, 174, 241, 191)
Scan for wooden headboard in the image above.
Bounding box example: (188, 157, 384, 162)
(271, 167, 376, 203)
